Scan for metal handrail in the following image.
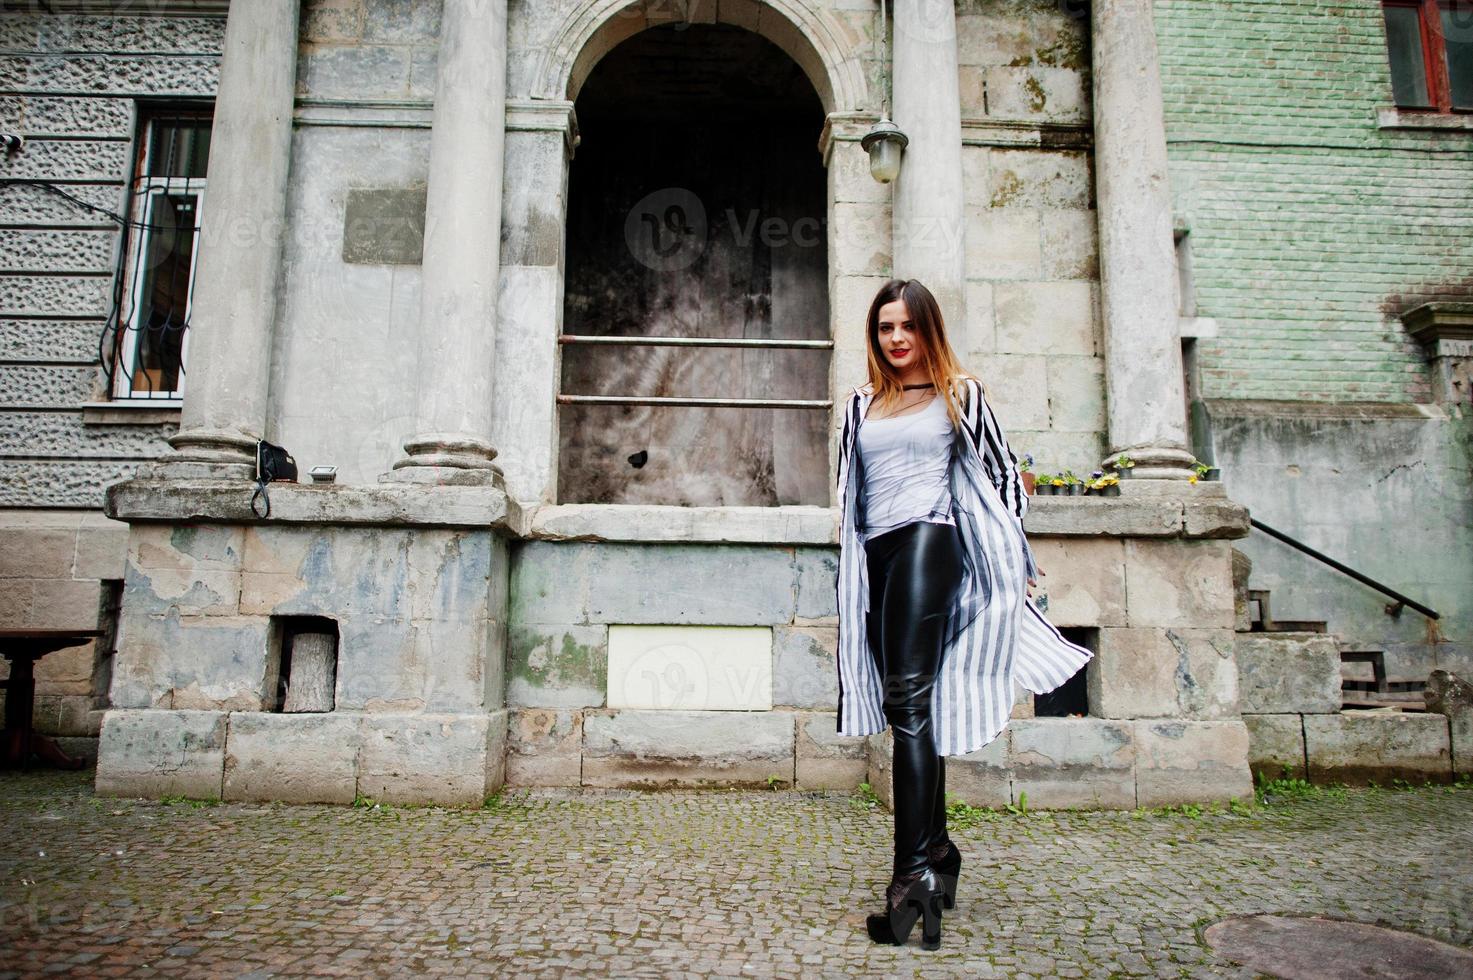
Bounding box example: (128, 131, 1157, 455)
(557, 394, 830, 409)
(559, 335, 833, 349)
(1250, 517, 1439, 621)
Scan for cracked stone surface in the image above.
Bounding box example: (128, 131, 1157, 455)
(0, 771, 1469, 977)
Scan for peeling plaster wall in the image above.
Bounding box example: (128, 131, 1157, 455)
(1211, 401, 1473, 680)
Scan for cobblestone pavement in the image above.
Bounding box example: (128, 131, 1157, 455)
(1, 771, 1470, 978)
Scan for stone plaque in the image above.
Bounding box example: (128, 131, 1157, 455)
(607, 625, 773, 711)
(342, 187, 427, 265)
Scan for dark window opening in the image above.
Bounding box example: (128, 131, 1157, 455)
(1034, 627, 1095, 717)
(92, 579, 124, 709)
(266, 616, 339, 713)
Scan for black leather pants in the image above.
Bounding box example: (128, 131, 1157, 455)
(864, 519, 965, 878)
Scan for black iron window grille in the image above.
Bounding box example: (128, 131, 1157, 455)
(99, 106, 212, 401)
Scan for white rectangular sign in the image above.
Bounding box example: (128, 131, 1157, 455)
(607, 625, 774, 711)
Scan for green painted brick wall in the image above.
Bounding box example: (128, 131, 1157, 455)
(1154, 0, 1473, 403)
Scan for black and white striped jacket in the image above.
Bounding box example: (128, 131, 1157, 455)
(834, 375, 1094, 755)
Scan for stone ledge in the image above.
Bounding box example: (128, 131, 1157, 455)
(524, 492, 1249, 544)
(1376, 106, 1473, 132)
(105, 479, 523, 531)
(526, 504, 837, 544)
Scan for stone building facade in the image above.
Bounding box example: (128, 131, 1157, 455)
(0, 0, 1463, 804)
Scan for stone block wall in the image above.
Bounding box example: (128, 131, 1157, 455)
(113, 521, 508, 712)
(868, 717, 1254, 810)
(1234, 629, 1456, 785)
(830, 0, 1102, 496)
(91, 501, 513, 802)
(503, 537, 866, 790)
(1, 8, 225, 753)
(0, 511, 130, 743)
(95, 707, 507, 806)
(503, 498, 1257, 806)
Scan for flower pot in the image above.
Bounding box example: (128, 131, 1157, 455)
(1022, 472, 1036, 495)
(1068, 483, 1085, 496)
(1102, 483, 1120, 497)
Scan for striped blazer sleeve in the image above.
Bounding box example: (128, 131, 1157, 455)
(962, 378, 1038, 578)
(836, 388, 858, 491)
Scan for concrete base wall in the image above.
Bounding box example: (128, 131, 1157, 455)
(95, 708, 508, 806)
(503, 707, 866, 791)
(867, 717, 1255, 810)
(1243, 710, 1455, 786)
(111, 521, 509, 715)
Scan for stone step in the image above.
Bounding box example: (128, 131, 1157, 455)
(1341, 698, 1428, 712)
(1268, 620, 1328, 633)
(1244, 589, 1327, 633)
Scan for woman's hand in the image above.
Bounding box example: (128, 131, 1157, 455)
(1025, 565, 1044, 598)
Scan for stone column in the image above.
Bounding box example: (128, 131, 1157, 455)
(159, 0, 302, 479)
(491, 101, 577, 504)
(890, 0, 967, 324)
(386, 0, 508, 486)
(1092, 0, 1196, 479)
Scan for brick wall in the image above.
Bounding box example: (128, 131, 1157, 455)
(1155, 0, 1473, 403)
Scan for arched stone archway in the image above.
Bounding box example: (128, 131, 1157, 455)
(494, 1, 883, 508)
(535, 0, 869, 115)
(557, 22, 831, 506)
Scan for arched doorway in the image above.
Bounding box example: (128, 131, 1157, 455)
(557, 22, 830, 506)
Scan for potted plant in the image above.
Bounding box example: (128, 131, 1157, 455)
(1061, 469, 1086, 495)
(1111, 453, 1136, 478)
(1020, 453, 1035, 495)
(1032, 471, 1056, 495)
(1189, 460, 1220, 483)
(1087, 470, 1121, 496)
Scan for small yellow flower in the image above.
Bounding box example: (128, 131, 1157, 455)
(1188, 474, 1198, 484)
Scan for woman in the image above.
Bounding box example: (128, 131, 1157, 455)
(835, 279, 1093, 949)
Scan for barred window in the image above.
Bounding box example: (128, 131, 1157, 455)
(1382, 1, 1473, 113)
(104, 106, 212, 400)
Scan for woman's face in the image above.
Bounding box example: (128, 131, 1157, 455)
(875, 298, 923, 373)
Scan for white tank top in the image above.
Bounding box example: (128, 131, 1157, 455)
(857, 393, 956, 542)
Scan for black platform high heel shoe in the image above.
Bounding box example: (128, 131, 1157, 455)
(929, 838, 962, 910)
(865, 867, 945, 950)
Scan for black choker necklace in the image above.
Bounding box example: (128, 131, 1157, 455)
(902, 383, 935, 390)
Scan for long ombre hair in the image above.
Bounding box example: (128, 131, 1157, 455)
(863, 278, 983, 432)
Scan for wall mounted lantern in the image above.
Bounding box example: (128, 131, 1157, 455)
(861, 116, 907, 183)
